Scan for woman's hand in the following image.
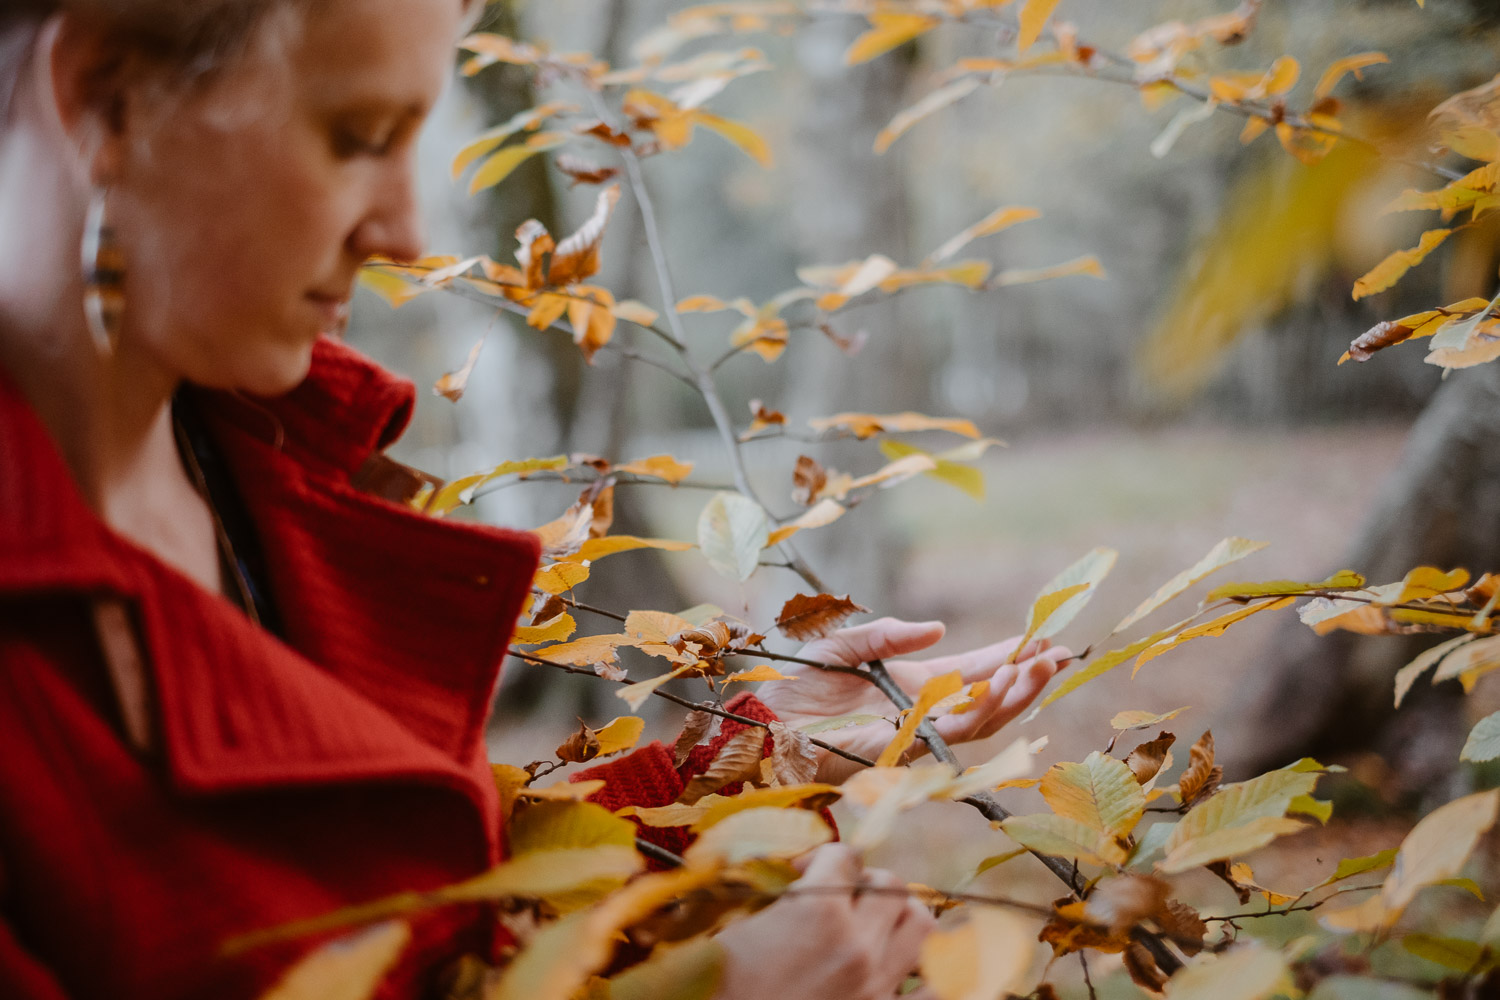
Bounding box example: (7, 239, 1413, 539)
(756, 618, 1072, 783)
(715, 845, 935, 1000)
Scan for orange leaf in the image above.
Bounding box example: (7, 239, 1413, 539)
(808, 411, 981, 440)
(1314, 52, 1388, 100)
(876, 671, 964, 767)
(1017, 0, 1063, 53)
(617, 454, 694, 484)
(844, 13, 939, 66)
(433, 339, 484, 403)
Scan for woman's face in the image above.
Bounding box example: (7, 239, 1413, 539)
(108, 0, 462, 395)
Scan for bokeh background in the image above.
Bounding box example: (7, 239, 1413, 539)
(342, 0, 1499, 975)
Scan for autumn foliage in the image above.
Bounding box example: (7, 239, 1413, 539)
(257, 1, 1500, 998)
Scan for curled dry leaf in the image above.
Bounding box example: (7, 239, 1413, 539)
(774, 593, 871, 642)
(1040, 901, 1132, 956)
(740, 399, 787, 441)
(433, 339, 484, 403)
(1126, 731, 1177, 785)
(554, 153, 620, 187)
(1178, 732, 1222, 807)
(678, 728, 767, 804)
(1124, 941, 1169, 994)
(791, 455, 828, 506)
(1111, 707, 1188, 731)
(766, 721, 819, 786)
(1084, 874, 1171, 933)
(673, 710, 716, 767)
(549, 185, 622, 287)
(557, 721, 603, 764)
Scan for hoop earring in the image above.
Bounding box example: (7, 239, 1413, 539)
(81, 187, 125, 356)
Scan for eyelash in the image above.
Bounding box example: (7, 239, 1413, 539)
(334, 129, 394, 159)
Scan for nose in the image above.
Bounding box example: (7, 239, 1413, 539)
(350, 157, 426, 264)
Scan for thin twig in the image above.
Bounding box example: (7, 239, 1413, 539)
(1080, 951, 1098, 1000)
(506, 649, 877, 768)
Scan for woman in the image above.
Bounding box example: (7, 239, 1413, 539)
(0, 1, 1072, 997)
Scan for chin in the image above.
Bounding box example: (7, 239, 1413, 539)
(200, 340, 318, 398)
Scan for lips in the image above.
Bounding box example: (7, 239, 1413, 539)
(306, 291, 352, 333)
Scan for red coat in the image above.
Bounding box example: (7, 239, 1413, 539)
(0, 340, 766, 999)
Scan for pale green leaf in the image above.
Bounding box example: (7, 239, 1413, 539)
(1462, 711, 1500, 763)
(1115, 537, 1269, 633)
(697, 492, 769, 581)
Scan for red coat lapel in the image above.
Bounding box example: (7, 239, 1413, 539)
(0, 340, 539, 822)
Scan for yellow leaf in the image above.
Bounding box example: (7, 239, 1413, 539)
(876, 671, 964, 767)
(920, 908, 1034, 1000)
(1037, 628, 1175, 710)
(593, 716, 646, 756)
(1162, 944, 1293, 1000)
(1111, 707, 1189, 731)
(676, 294, 738, 313)
(358, 267, 430, 309)
(1040, 752, 1146, 839)
(1240, 117, 1270, 145)
(693, 784, 841, 831)
(1025, 547, 1118, 646)
(618, 454, 696, 484)
(533, 561, 591, 595)
(566, 286, 617, 364)
(1114, 537, 1269, 633)
(426, 454, 570, 516)
(842, 454, 938, 495)
(508, 800, 637, 855)
(926, 205, 1042, 264)
(605, 937, 724, 1000)
(721, 665, 797, 686)
(684, 807, 833, 864)
(1352, 229, 1453, 300)
(1017, 0, 1063, 53)
(1160, 765, 1322, 872)
(575, 536, 694, 561)
(1382, 565, 1471, 604)
(1264, 55, 1300, 96)
(259, 922, 411, 1000)
(514, 613, 577, 645)
(613, 299, 661, 327)
(992, 254, 1107, 286)
(1314, 52, 1389, 99)
(531, 633, 631, 668)
(1381, 789, 1500, 916)
(1204, 569, 1365, 603)
(875, 77, 981, 155)
(1134, 598, 1294, 675)
(469, 131, 569, 195)
(878, 440, 986, 500)
(488, 867, 720, 1000)
(844, 13, 940, 66)
(766, 498, 847, 546)
(527, 292, 571, 331)
(693, 110, 774, 167)
(623, 609, 696, 647)
(617, 665, 694, 711)
(451, 101, 578, 179)
(998, 813, 1128, 867)
(1159, 816, 1306, 873)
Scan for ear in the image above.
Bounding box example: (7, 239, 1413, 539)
(32, 13, 129, 187)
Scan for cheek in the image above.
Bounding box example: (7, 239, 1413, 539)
(116, 117, 356, 387)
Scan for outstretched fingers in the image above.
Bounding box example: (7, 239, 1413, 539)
(804, 618, 946, 670)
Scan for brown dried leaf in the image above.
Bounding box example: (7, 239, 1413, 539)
(678, 728, 767, 804)
(531, 594, 566, 626)
(775, 593, 871, 642)
(554, 153, 620, 187)
(1126, 732, 1177, 785)
(1156, 899, 1207, 955)
(1123, 941, 1168, 994)
(1179, 731, 1220, 807)
(1039, 901, 1131, 956)
(1084, 874, 1171, 933)
(819, 322, 868, 356)
(557, 721, 602, 764)
(671, 622, 734, 657)
(534, 502, 594, 561)
(673, 710, 716, 767)
(548, 185, 621, 286)
(740, 399, 787, 440)
(791, 455, 827, 507)
(434, 339, 484, 402)
(767, 721, 819, 786)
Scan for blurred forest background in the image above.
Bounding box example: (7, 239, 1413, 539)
(344, 0, 1500, 852)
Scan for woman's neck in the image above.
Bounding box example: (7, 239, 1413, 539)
(0, 309, 223, 593)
